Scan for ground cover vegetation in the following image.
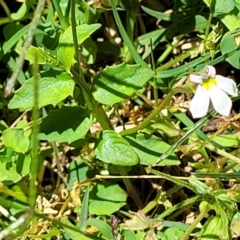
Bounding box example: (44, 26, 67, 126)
(1, 0, 240, 239)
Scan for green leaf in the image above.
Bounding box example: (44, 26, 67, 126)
(0, 161, 22, 183)
(151, 119, 181, 137)
(163, 227, 184, 239)
(17, 154, 31, 177)
(68, 159, 91, 189)
(0, 120, 8, 134)
(11, 1, 29, 20)
(95, 130, 139, 166)
(80, 186, 90, 231)
(0, 153, 31, 184)
(92, 63, 154, 105)
(236, 0, 240, 10)
(61, 218, 94, 240)
(201, 215, 228, 240)
(231, 212, 240, 237)
(211, 134, 240, 148)
(0, 148, 14, 163)
(162, 221, 190, 231)
(3, 23, 24, 40)
(141, 5, 171, 21)
(213, 202, 229, 236)
(218, 14, 240, 31)
(87, 218, 114, 240)
(39, 106, 92, 143)
(220, 31, 240, 69)
(57, 24, 101, 72)
(8, 71, 75, 110)
(16, 46, 61, 67)
(2, 128, 30, 153)
(89, 183, 127, 215)
(0, 24, 30, 61)
(122, 230, 137, 240)
(188, 176, 210, 195)
(209, 0, 235, 16)
(138, 28, 166, 47)
(111, 1, 148, 67)
(125, 133, 179, 166)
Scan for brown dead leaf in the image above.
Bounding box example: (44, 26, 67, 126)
(145, 229, 158, 240)
(124, 211, 162, 231)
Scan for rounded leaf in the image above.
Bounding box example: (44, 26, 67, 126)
(95, 130, 139, 166)
(220, 32, 240, 69)
(92, 63, 154, 105)
(89, 183, 127, 215)
(210, 0, 235, 16)
(8, 71, 75, 110)
(39, 106, 92, 143)
(3, 128, 30, 153)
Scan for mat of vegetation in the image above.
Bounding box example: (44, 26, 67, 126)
(1, 0, 240, 239)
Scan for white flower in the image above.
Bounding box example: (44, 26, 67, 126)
(189, 65, 238, 118)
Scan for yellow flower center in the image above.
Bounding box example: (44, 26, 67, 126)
(202, 77, 217, 90)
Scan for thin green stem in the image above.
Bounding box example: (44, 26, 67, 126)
(126, 11, 134, 42)
(204, 142, 240, 165)
(0, 0, 10, 16)
(158, 195, 201, 219)
(71, 0, 80, 74)
(155, 51, 191, 72)
(52, 142, 68, 186)
(52, 0, 69, 29)
(70, 1, 144, 209)
(71, 69, 112, 130)
(166, 185, 183, 197)
(29, 56, 40, 208)
(0, 17, 10, 25)
(147, 168, 195, 192)
(141, 185, 183, 215)
(222, 162, 238, 173)
(71, 69, 94, 108)
(135, 90, 154, 107)
(69, 11, 111, 129)
(153, 82, 158, 108)
(156, 35, 184, 66)
(181, 203, 211, 240)
(70, 5, 113, 129)
(219, 148, 240, 168)
(204, 13, 213, 48)
(0, 196, 27, 210)
(120, 87, 192, 136)
(149, 39, 158, 106)
(110, 0, 148, 67)
(156, 108, 217, 164)
(0, 209, 33, 240)
(141, 198, 159, 215)
(6, 54, 41, 240)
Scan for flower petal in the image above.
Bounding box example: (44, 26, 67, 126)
(215, 75, 238, 97)
(206, 66, 216, 78)
(208, 86, 232, 117)
(190, 74, 203, 84)
(189, 86, 210, 118)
